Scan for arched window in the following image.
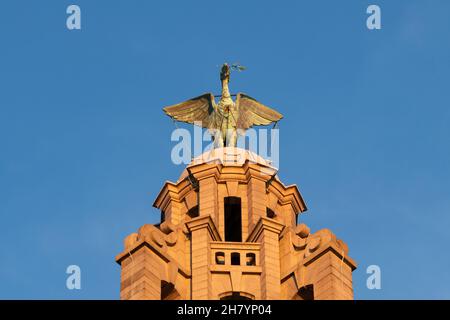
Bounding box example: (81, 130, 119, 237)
(224, 197, 242, 242)
(246, 253, 256, 266)
(220, 292, 253, 300)
(231, 252, 240, 266)
(215, 252, 225, 265)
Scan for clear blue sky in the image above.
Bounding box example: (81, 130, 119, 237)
(1, 0, 449, 299)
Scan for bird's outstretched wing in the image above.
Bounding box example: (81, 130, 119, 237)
(163, 93, 217, 128)
(235, 93, 283, 130)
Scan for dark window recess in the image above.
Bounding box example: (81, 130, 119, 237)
(215, 252, 225, 265)
(298, 284, 314, 300)
(224, 197, 242, 242)
(231, 252, 240, 265)
(246, 253, 256, 266)
(161, 281, 175, 300)
(221, 293, 252, 300)
(266, 208, 276, 218)
(188, 205, 199, 218)
(161, 210, 166, 223)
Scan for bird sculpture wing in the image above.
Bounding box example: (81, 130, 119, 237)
(163, 93, 218, 129)
(235, 93, 283, 130)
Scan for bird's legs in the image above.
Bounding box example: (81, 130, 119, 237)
(225, 129, 238, 148)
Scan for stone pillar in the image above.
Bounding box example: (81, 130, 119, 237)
(199, 177, 219, 224)
(163, 201, 184, 226)
(119, 246, 163, 300)
(303, 244, 356, 300)
(186, 216, 221, 300)
(248, 217, 284, 300)
(247, 178, 267, 232)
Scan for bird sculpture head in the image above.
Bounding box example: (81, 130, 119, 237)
(220, 63, 231, 81)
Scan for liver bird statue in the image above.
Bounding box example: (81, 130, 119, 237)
(163, 63, 283, 147)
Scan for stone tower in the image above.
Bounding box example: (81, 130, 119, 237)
(115, 147, 357, 300)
